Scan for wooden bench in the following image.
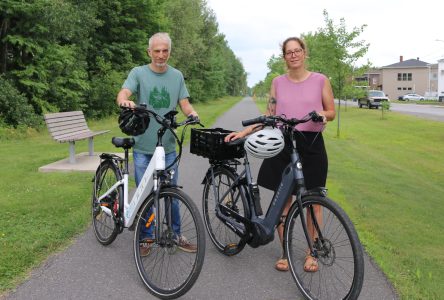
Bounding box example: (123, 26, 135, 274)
(44, 111, 110, 164)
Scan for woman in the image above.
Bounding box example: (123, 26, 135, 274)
(225, 37, 335, 272)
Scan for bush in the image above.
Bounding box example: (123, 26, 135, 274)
(0, 77, 41, 128)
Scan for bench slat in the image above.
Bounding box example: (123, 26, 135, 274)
(49, 124, 90, 136)
(45, 117, 85, 127)
(54, 129, 93, 141)
(44, 111, 84, 120)
(56, 130, 108, 143)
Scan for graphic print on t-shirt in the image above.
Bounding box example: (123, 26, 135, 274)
(149, 86, 170, 109)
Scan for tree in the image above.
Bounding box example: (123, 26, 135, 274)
(302, 10, 370, 100)
(164, 0, 246, 101)
(0, 0, 248, 127)
(253, 54, 285, 98)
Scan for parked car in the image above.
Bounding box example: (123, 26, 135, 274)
(358, 90, 389, 109)
(400, 93, 424, 101)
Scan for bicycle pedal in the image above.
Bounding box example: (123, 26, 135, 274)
(223, 243, 238, 255)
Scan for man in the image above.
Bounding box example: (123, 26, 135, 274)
(116, 32, 198, 255)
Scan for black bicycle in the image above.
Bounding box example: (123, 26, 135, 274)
(190, 111, 364, 300)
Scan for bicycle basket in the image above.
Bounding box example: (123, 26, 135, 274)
(190, 128, 245, 160)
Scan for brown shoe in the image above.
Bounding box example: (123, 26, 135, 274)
(139, 238, 154, 257)
(176, 235, 197, 253)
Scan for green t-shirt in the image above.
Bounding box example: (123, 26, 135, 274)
(122, 65, 190, 154)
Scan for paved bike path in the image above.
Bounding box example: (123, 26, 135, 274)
(4, 97, 398, 300)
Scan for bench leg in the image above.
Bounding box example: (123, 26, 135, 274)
(69, 142, 76, 164)
(88, 137, 94, 156)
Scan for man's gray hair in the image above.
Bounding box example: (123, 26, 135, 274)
(148, 32, 172, 50)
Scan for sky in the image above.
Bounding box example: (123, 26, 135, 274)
(206, 0, 443, 87)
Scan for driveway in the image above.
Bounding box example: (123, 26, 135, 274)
(3, 97, 398, 300)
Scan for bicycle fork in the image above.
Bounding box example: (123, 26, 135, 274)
(290, 145, 326, 258)
(151, 173, 176, 249)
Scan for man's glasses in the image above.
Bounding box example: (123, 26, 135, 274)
(285, 48, 304, 57)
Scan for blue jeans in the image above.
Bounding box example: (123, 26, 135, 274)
(134, 151, 181, 239)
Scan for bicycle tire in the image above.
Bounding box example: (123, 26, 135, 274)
(202, 166, 250, 256)
(284, 195, 364, 300)
(91, 159, 122, 245)
(133, 188, 205, 299)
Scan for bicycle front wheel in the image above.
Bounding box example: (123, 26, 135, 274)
(91, 159, 122, 245)
(285, 195, 364, 300)
(133, 188, 205, 299)
(202, 166, 250, 256)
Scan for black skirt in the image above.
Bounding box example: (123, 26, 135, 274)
(257, 131, 327, 193)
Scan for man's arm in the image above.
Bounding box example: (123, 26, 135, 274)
(178, 98, 198, 117)
(116, 88, 136, 108)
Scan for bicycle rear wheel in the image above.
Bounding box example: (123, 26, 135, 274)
(91, 159, 122, 245)
(134, 188, 205, 299)
(285, 195, 364, 300)
(202, 166, 250, 256)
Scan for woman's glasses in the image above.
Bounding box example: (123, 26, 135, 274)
(285, 48, 304, 57)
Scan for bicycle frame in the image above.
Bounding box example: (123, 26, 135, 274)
(212, 127, 320, 250)
(97, 146, 166, 228)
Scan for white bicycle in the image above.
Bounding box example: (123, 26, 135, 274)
(92, 105, 205, 299)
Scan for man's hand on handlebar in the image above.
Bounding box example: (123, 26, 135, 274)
(118, 100, 136, 108)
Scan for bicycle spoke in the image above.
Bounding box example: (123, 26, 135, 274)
(286, 196, 364, 300)
(134, 188, 205, 298)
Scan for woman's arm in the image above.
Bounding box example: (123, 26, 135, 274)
(318, 77, 336, 123)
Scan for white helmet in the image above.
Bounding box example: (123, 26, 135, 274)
(244, 127, 285, 159)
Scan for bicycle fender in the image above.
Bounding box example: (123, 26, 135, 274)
(302, 187, 328, 197)
(201, 165, 237, 185)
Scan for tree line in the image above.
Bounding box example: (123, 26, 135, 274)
(0, 0, 247, 128)
(253, 10, 370, 102)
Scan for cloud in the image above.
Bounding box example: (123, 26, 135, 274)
(207, 0, 444, 87)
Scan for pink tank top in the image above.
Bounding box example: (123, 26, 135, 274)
(273, 72, 326, 132)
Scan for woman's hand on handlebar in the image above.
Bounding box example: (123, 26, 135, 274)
(225, 130, 247, 142)
(317, 112, 328, 124)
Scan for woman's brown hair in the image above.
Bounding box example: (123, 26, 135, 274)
(281, 37, 307, 56)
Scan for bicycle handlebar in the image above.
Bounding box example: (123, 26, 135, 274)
(120, 105, 204, 170)
(122, 105, 202, 129)
(241, 111, 323, 128)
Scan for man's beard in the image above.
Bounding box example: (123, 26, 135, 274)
(155, 62, 167, 67)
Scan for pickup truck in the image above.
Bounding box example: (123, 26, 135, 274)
(358, 90, 389, 109)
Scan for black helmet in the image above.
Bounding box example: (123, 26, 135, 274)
(118, 107, 150, 136)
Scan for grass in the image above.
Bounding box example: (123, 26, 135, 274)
(0, 96, 242, 294)
(2, 96, 443, 298)
(254, 97, 444, 299)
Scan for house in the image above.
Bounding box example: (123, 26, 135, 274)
(358, 56, 440, 100)
(438, 59, 444, 101)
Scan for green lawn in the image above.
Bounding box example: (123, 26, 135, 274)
(0, 96, 241, 294)
(324, 108, 443, 300)
(255, 97, 443, 299)
(1, 97, 443, 299)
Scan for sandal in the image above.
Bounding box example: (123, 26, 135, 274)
(275, 258, 289, 272)
(304, 253, 319, 272)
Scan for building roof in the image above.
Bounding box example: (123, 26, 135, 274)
(383, 58, 430, 68)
